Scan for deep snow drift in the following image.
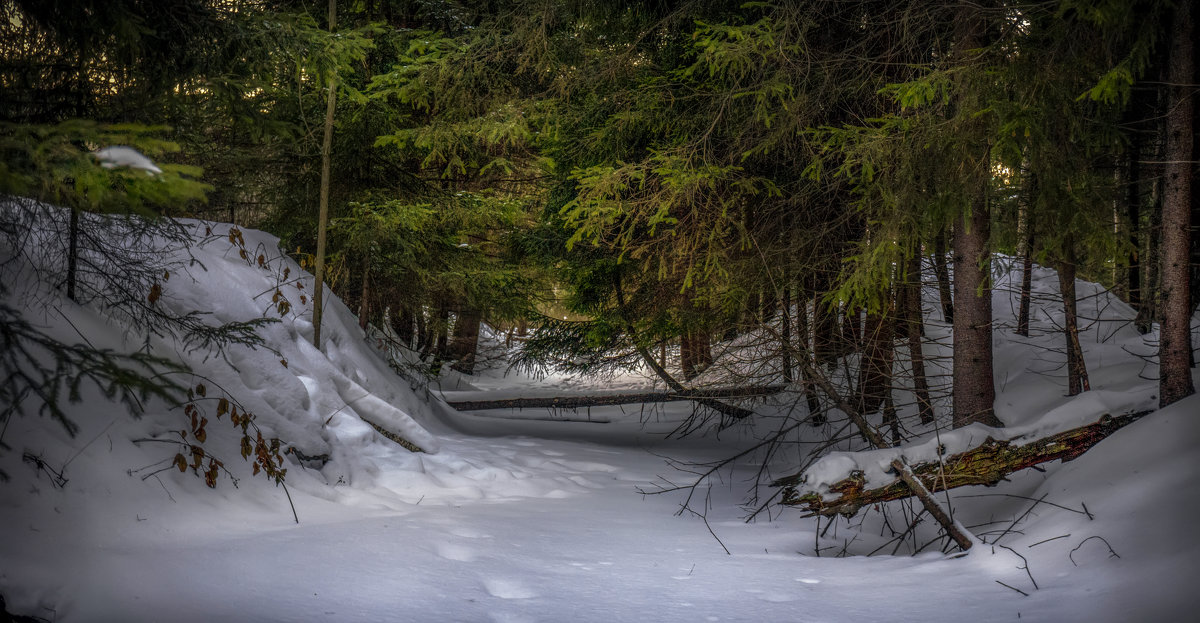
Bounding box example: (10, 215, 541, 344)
(1, 205, 1197, 622)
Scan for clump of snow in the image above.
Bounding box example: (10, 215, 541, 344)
(93, 146, 163, 174)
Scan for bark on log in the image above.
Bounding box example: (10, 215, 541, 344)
(774, 410, 1152, 518)
(446, 385, 786, 412)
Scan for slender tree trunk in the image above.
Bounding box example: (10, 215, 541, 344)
(1017, 172, 1036, 337)
(813, 297, 837, 367)
(1126, 96, 1145, 321)
(1159, 0, 1195, 407)
(857, 305, 894, 416)
(933, 228, 954, 323)
(311, 0, 338, 350)
(795, 293, 824, 424)
(762, 288, 778, 323)
(66, 208, 79, 302)
(1057, 245, 1090, 396)
(429, 305, 450, 372)
(680, 330, 712, 381)
(781, 287, 794, 383)
(391, 305, 415, 347)
(842, 305, 862, 356)
(357, 254, 370, 332)
(906, 249, 934, 423)
(415, 306, 428, 353)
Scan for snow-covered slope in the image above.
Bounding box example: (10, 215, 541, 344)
(1, 205, 1196, 621)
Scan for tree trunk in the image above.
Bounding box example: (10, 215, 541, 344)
(906, 250, 934, 423)
(813, 296, 838, 368)
(66, 207, 79, 302)
(1017, 170, 1036, 337)
(357, 254, 370, 333)
(680, 330, 712, 381)
(953, 194, 1001, 428)
(795, 293, 825, 424)
(951, 3, 1001, 429)
(448, 306, 482, 374)
(414, 306, 428, 353)
(391, 305, 415, 347)
(857, 308, 893, 416)
(841, 305, 862, 358)
(1057, 245, 1090, 396)
(1159, 0, 1195, 407)
(781, 287, 794, 383)
(311, 0, 338, 350)
(933, 228, 954, 323)
(761, 288, 778, 323)
(1125, 94, 1146, 323)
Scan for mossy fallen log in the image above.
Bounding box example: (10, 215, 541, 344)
(775, 410, 1153, 518)
(445, 385, 786, 412)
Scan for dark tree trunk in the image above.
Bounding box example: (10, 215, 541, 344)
(747, 290, 762, 326)
(840, 305, 862, 358)
(421, 304, 449, 371)
(680, 330, 712, 381)
(813, 297, 838, 368)
(952, 193, 1001, 428)
(795, 293, 825, 424)
(414, 306, 429, 353)
(1017, 172, 1036, 337)
(1160, 0, 1195, 407)
(951, 2, 1001, 429)
(391, 305, 415, 347)
(66, 207, 79, 302)
(761, 289, 778, 323)
(1057, 245, 1090, 396)
(357, 254, 370, 333)
(933, 228, 954, 323)
(857, 307, 894, 416)
(448, 307, 482, 374)
(906, 250, 934, 423)
(781, 287, 794, 383)
(1126, 122, 1144, 319)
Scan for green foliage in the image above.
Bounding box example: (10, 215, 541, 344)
(0, 120, 211, 216)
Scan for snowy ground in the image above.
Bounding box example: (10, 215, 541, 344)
(1, 207, 1197, 621)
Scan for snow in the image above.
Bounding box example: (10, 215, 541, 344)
(1, 204, 1196, 621)
(92, 146, 163, 175)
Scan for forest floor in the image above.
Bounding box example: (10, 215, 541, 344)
(1, 211, 1196, 622)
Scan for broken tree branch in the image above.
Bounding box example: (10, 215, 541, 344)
(775, 410, 1153, 519)
(798, 356, 977, 550)
(613, 275, 754, 421)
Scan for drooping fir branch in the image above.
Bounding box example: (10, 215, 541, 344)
(0, 301, 188, 442)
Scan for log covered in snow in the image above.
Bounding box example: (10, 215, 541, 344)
(444, 385, 786, 412)
(775, 410, 1153, 518)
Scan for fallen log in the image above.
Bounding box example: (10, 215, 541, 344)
(445, 385, 786, 412)
(774, 410, 1153, 518)
(364, 420, 426, 453)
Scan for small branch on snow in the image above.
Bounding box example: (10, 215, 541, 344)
(1069, 536, 1120, 566)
